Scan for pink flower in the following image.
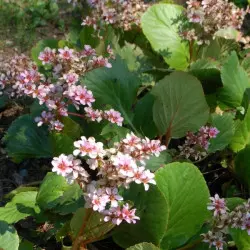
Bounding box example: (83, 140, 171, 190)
(104, 204, 139, 225)
(58, 47, 75, 61)
(207, 194, 228, 216)
(63, 72, 79, 85)
(81, 45, 96, 57)
(92, 56, 112, 68)
(38, 47, 56, 65)
(123, 132, 141, 149)
(74, 86, 95, 106)
(104, 109, 123, 126)
(73, 136, 105, 158)
(52, 154, 73, 177)
(35, 111, 54, 126)
(208, 127, 220, 138)
(112, 153, 137, 178)
(84, 107, 103, 122)
(50, 120, 64, 131)
(105, 187, 123, 207)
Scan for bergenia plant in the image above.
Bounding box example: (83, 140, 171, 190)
(1, 0, 250, 249)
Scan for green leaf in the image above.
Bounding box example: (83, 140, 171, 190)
(114, 42, 144, 72)
(226, 197, 245, 210)
(218, 52, 250, 108)
(242, 56, 250, 78)
(49, 116, 82, 156)
(79, 26, 100, 48)
(144, 151, 172, 171)
(49, 132, 74, 156)
(3, 114, 52, 163)
(70, 208, 114, 242)
(84, 56, 141, 131)
(101, 124, 130, 145)
(31, 39, 58, 66)
(208, 113, 235, 153)
(155, 162, 210, 249)
(230, 105, 250, 152)
(151, 72, 209, 138)
(0, 95, 8, 109)
(141, 4, 189, 70)
(0, 221, 19, 250)
(61, 116, 82, 140)
(189, 59, 222, 95)
(133, 93, 158, 138)
(113, 184, 168, 248)
(36, 173, 83, 214)
(18, 240, 33, 250)
(234, 145, 250, 189)
(0, 191, 39, 224)
(36, 172, 69, 210)
(126, 242, 160, 250)
(230, 229, 250, 250)
(53, 183, 84, 215)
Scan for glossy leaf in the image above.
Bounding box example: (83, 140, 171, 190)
(142, 4, 190, 70)
(152, 72, 209, 138)
(36, 173, 83, 214)
(84, 56, 141, 131)
(3, 114, 52, 162)
(0, 191, 39, 224)
(113, 184, 168, 248)
(0, 221, 19, 250)
(155, 162, 210, 249)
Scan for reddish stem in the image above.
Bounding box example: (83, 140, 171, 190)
(72, 209, 93, 250)
(68, 112, 85, 119)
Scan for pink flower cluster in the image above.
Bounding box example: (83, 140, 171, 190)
(178, 126, 219, 161)
(181, 0, 249, 44)
(51, 132, 166, 225)
(202, 194, 250, 250)
(0, 54, 36, 98)
(82, 0, 149, 32)
(0, 45, 124, 131)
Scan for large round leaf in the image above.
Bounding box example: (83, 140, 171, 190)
(113, 184, 168, 248)
(141, 4, 189, 70)
(151, 72, 209, 138)
(0, 221, 19, 250)
(155, 162, 210, 249)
